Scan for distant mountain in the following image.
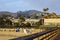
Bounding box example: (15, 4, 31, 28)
(24, 10, 43, 16)
(17, 10, 44, 18)
(0, 11, 11, 15)
(0, 10, 45, 18)
(0, 11, 17, 17)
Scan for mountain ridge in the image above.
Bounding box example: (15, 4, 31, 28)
(0, 10, 45, 18)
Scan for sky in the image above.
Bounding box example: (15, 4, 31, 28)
(0, 0, 60, 14)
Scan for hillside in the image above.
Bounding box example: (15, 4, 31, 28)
(0, 10, 44, 18)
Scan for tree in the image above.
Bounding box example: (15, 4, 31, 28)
(2, 14, 11, 19)
(20, 23, 26, 28)
(26, 22, 31, 27)
(42, 8, 49, 18)
(43, 8, 49, 12)
(0, 16, 12, 28)
(0, 17, 4, 27)
(19, 15, 25, 22)
(5, 19, 12, 27)
(29, 15, 34, 19)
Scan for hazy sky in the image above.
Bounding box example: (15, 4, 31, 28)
(0, 0, 60, 14)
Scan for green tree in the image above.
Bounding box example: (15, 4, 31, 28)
(26, 22, 31, 27)
(20, 15, 25, 22)
(5, 19, 12, 28)
(0, 17, 4, 27)
(0, 16, 12, 28)
(43, 8, 49, 12)
(2, 14, 11, 19)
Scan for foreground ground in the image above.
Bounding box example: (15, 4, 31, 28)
(0, 28, 45, 40)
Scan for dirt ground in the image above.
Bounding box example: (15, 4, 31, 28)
(0, 28, 45, 40)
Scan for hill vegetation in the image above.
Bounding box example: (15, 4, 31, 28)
(0, 8, 60, 28)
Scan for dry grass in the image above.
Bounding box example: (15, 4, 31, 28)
(0, 28, 45, 40)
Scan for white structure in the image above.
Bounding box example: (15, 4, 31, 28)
(44, 19, 60, 25)
(23, 29, 32, 35)
(25, 19, 40, 22)
(10, 18, 20, 23)
(23, 19, 40, 26)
